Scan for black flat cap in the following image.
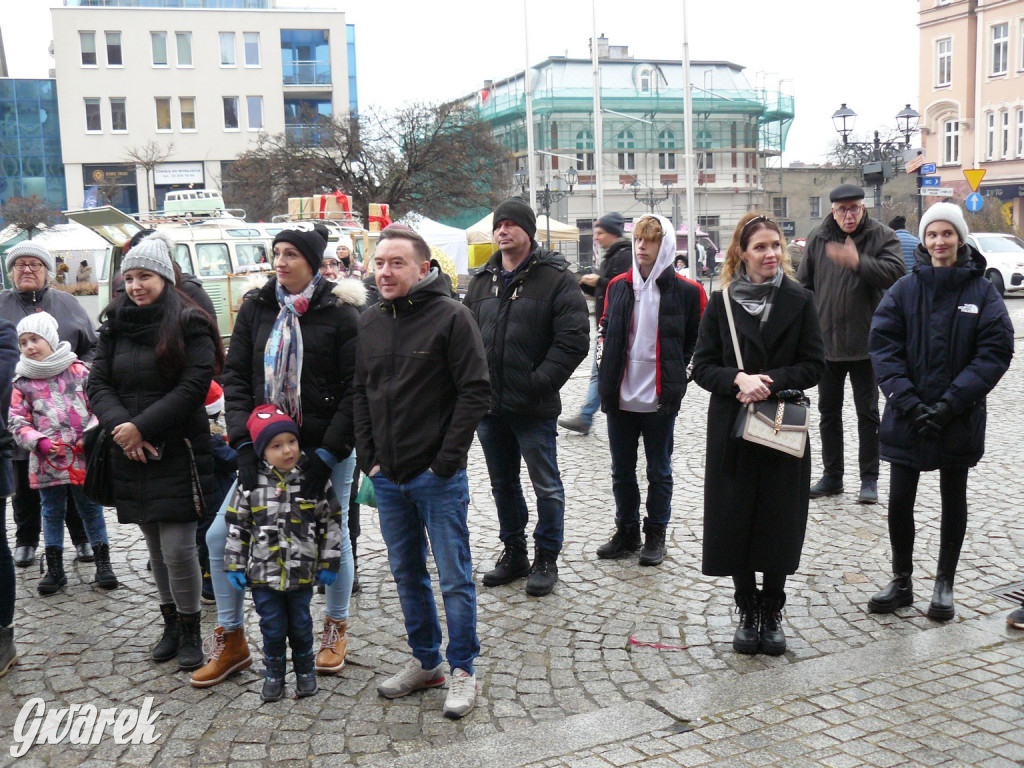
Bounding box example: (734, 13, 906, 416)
(829, 184, 865, 202)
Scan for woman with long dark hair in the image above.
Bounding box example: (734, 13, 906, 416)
(88, 232, 224, 673)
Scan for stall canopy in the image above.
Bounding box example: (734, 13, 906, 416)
(401, 213, 469, 276)
(466, 214, 580, 244)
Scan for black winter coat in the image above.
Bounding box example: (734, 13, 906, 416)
(463, 244, 589, 418)
(690, 278, 825, 576)
(222, 277, 361, 459)
(869, 244, 1014, 471)
(588, 238, 633, 323)
(598, 265, 704, 415)
(88, 303, 217, 525)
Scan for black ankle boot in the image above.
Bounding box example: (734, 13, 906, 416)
(294, 650, 318, 697)
(38, 547, 67, 595)
(262, 655, 287, 702)
(927, 545, 960, 621)
(92, 543, 119, 590)
(760, 591, 787, 655)
(868, 574, 914, 613)
(732, 591, 760, 655)
(177, 611, 205, 671)
(152, 603, 180, 662)
(638, 519, 666, 566)
(596, 523, 641, 559)
(482, 537, 530, 586)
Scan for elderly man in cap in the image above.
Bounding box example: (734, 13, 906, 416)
(464, 199, 589, 596)
(0, 243, 98, 568)
(797, 184, 905, 504)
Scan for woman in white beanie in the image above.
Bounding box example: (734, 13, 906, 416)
(867, 202, 1013, 621)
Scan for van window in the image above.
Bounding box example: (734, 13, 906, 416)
(235, 242, 268, 271)
(173, 243, 194, 275)
(196, 243, 230, 276)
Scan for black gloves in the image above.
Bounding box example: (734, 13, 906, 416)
(912, 401, 953, 438)
(910, 403, 934, 437)
(299, 451, 333, 501)
(236, 443, 260, 495)
(0, 430, 15, 460)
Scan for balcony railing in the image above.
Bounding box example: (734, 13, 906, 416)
(282, 60, 331, 86)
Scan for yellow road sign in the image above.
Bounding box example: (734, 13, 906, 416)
(963, 169, 986, 192)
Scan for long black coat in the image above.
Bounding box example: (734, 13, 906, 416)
(690, 278, 825, 576)
(88, 303, 216, 525)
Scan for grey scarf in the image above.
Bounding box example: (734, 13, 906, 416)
(15, 341, 79, 379)
(729, 268, 784, 324)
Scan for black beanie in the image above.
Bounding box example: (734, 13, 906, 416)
(492, 198, 537, 241)
(272, 222, 330, 272)
(596, 212, 625, 238)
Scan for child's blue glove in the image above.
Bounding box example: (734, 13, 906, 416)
(227, 571, 247, 592)
(317, 569, 337, 587)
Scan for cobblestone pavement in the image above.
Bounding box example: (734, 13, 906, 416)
(2, 294, 1023, 767)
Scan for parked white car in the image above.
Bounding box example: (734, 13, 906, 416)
(965, 233, 1024, 297)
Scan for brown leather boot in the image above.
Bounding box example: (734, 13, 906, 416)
(314, 617, 348, 675)
(189, 627, 252, 688)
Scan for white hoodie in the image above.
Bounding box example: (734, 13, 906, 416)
(618, 214, 678, 412)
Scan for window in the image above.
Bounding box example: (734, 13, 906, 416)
(1001, 110, 1011, 158)
(223, 96, 239, 130)
(110, 98, 127, 132)
(936, 37, 952, 86)
(992, 22, 1008, 75)
(943, 119, 960, 164)
(640, 67, 652, 93)
(176, 32, 193, 67)
(986, 112, 996, 159)
(104, 31, 122, 66)
(575, 129, 594, 171)
(616, 129, 635, 171)
(84, 98, 101, 131)
(243, 32, 260, 66)
(1017, 108, 1024, 158)
(80, 32, 97, 66)
(696, 128, 714, 170)
(219, 32, 236, 66)
(280, 29, 330, 85)
(151, 32, 167, 66)
(180, 97, 196, 130)
(196, 243, 230, 277)
(658, 129, 676, 171)
(155, 97, 171, 131)
(772, 197, 788, 219)
(809, 196, 821, 218)
(246, 96, 264, 130)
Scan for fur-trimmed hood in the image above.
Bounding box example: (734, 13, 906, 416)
(332, 277, 367, 308)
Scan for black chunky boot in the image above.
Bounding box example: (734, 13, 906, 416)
(732, 591, 760, 655)
(638, 519, 667, 566)
(176, 611, 205, 671)
(525, 547, 558, 597)
(760, 591, 787, 656)
(0, 625, 17, 677)
(38, 547, 67, 595)
(482, 536, 530, 586)
(261, 655, 287, 702)
(294, 650, 318, 697)
(152, 603, 180, 662)
(868, 548, 914, 614)
(92, 543, 119, 590)
(596, 523, 641, 559)
(928, 545, 960, 621)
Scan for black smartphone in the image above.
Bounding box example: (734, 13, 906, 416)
(148, 443, 166, 461)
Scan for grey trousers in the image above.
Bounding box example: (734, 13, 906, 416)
(139, 521, 202, 614)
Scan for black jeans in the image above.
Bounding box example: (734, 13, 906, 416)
(887, 463, 969, 568)
(817, 359, 880, 482)
(12, 459, 87, 548)
(1, 499, 14, 626)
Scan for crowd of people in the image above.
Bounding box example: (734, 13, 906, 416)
(0, 188, 1017, 717)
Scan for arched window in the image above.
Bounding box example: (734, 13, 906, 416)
(658, 129, 676, 170)
(616, 129, 635, 170)
(575, 129, 594, 171)
(696, 127, 714, 170)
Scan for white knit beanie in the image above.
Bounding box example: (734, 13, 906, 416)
(919, 202, 968, 244)
(6, 242, 56, 275)
(121, 232, 177, 284)
(16, 311, 60, 353)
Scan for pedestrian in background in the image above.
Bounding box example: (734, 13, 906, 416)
(888, 216, 921, 273)
(867, 202, 1013, 621)
(691, 212, 824, 655)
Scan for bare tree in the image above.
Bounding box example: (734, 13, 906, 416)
(124, 141, 175, 212)
(965, 196, 1016, 235)
(0, 195, 59, 238)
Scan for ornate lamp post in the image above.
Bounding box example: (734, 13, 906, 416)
(515, 167, 577, 248)
(630, 179, 671, 212)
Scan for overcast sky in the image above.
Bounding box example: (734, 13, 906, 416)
(1, 0, 921, 165)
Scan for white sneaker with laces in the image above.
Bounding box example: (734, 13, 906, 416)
(376, 658, 445, 699)
(443, 668, 477, 719)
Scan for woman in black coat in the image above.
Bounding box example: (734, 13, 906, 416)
(88, 233, 223, 673)
(867, 202, 1013, 621)
(691, 213, 825, 656)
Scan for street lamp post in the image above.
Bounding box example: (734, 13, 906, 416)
(630, 179, 671, 212)
(515, 167, 577, 248)
(831, 103, 919, 221)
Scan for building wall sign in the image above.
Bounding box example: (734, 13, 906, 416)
(980, 183, 1024, 201)
(154, 162, 205, 186)
(83, 164, 135, 185)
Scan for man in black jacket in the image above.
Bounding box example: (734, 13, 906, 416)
(559, 212, 632, 435)
(353, 226, 490, 719)
(464, 199, 589, 597)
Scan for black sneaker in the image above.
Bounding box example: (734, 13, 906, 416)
(809, 476, 843, 499)
(201, 574, 215, 605)
(525, 548, 558, 596)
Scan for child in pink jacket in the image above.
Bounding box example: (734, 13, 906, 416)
(9, 313, 118, 595)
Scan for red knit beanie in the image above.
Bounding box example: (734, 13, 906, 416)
(247, 404, 299, 458)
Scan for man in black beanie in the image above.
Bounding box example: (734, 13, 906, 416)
(463, 199, 589, 597)
(272, 222, 330, 274)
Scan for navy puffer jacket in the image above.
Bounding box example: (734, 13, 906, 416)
(869, 244, 1014, 471)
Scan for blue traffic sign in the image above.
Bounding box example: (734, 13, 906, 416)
(920, 175, 942, 187)
(966, 192, 984, 213)
(919, 163, 936, 175)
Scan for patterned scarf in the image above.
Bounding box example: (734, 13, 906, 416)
(264, 274, 320, 424)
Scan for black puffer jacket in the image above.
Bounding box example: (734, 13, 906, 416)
(222, 276, 362, 459)
(588, 238, 632, 323)
(463, 244, 589, 418)
(869, 244, 1014, 471)
(88, 303, 217, 525)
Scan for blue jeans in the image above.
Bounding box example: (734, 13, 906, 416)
(476, 414, 564, 555)
(579, 346, 601, 425)
(251, 586, 314, 658)
(606, 410, 676, 527)
(207, 452, 356, 630)
(372, 468, 478, 674)
(39, 484, 109, 550)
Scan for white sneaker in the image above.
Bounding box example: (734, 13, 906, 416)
(376, 658, 445, 699)
(442, 668, 477, 719)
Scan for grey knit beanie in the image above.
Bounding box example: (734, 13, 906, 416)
(6, 242, 56, 275)
(918, 202, 969, 243)
(16, 311, 60, 353)
(121, 232, 177, 284)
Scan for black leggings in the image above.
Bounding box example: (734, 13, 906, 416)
(732, 572, 787, 595)
(888, 463, 968, 560)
